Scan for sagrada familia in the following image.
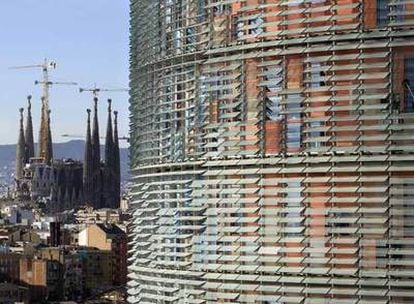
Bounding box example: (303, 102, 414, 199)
(15, 95, 121, 212)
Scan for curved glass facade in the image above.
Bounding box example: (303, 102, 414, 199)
(129, 1, 414, 303)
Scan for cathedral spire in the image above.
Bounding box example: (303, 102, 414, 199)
(15, 108, 26, 180)
(83, 109, 93, 205)
(38, 96, 49, 162)
(104, 99, 114, 208)
(113, 110, 121, 206)
(91, 97, 102, 208)
(25, 95, 34, 162)
(46, 109, 53, 164)
(105, 99, 114, 168)
(92, 97, 101, 164)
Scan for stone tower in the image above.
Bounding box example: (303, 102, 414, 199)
(83, 109, 93, 205)
(24, 95, 35, 162)
(38, 96, 53, 164)
(15, 108, 26, 180)
(113, 110, 121, 207)
(91, 97, 102, 208)
(103, 99, 114, 208)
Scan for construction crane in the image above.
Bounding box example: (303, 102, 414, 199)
(34, 79, 78, 96)
(35, 80, 78, 86)
(9, 58, 57, 108)
(79, 84, 128, 97)
(61, 134, 130, 142)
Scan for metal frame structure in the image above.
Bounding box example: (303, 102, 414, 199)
(129, 1, 414, 303)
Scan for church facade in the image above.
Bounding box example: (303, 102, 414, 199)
(15, 95, 121, 212)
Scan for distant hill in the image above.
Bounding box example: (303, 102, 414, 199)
(0, 140, 129, 189)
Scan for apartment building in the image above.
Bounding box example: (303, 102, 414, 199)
(39, 246, 113, 300)
(79, 223, 128, 285)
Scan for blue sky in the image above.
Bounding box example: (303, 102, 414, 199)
(0, 0, 129, 146)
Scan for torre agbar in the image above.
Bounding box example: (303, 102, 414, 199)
(128, 1, 414, 303)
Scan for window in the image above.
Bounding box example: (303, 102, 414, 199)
(197, 75, 208, 126)
(234, 15, 263, 39)
(285, 94, 302, 150)
(377, 0, 388, 27)
(248, 16, 263, 36)
(393, 2, 405, 23)
(310, 62, 325, 88)
(287, 122, 301, 149)
(198, 0, 206, 22)
(266, 96, 282, 121)
(286, 0, 303, 6)
(164, 0, 173, 26)
(286, 94, 302, 119)
(404, 57, 414, 112)
(308, 62, 325, 148)
(308, 121, 322, 149)
(265, 65, 283, 121)
(212, 3, 230, 16)
(185, 27, 196, 52)
(286, 181, 303, 232)
(173, 30, 182, 50)
(286, 0, 324, 5)
(234, 18, 244, 39)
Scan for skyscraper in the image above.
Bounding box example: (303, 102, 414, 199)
(128, 1, 414, 303)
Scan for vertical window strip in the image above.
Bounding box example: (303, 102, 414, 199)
(377, 0, 388, 27)
(404, 57, 414, 112)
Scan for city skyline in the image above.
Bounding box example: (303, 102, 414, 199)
(0, 2, 129, 303)
(0, 0, 129, 146)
